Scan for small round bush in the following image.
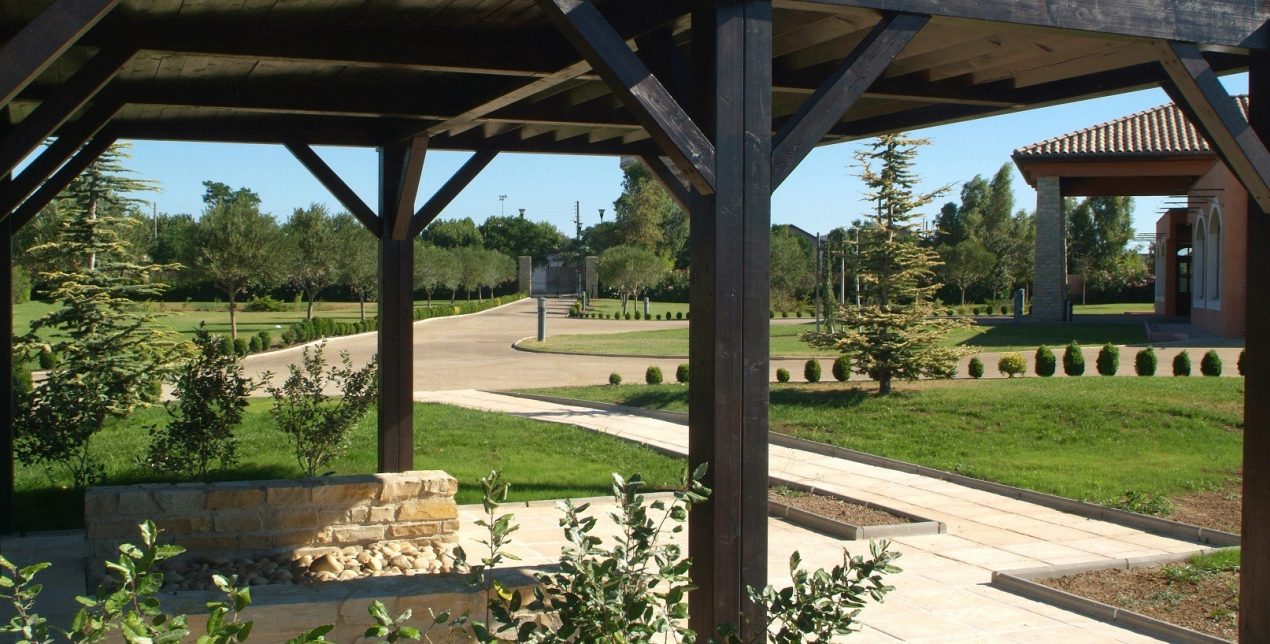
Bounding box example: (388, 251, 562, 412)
(968, 356, 984, 379)
(1096, 343, 1119, 376)
(795, 310, 803, 318)
(1135, 347, 1157, 376)
(972, 307, 981, 315)
(645, 365, 663, 385)
(258, 330, 273, 349)
(998, 353, 1026, 378)
(831, 355, 850, 382)
(249, 336, 263, 353)
(220, 336, 235, 356)
(1238, 349, 1246, 376)
(37, 346, 57, 370)
(1173, 350, 1192, 376)
(12, 366, 33, 395)
(769, 310, 775, 319)
(634, 311, 641, 320)
(233, 337, 250, 356)
(776, 368, 791, 383)
(1034, 345, 1056, 377)
(780, 311, 788, 318)
(1062, 342, 1085, 376)
(655, 314, 662, 320)
(675, 363, 689, 383)
(281, 329, 296, 345)
(624, 312, 631, 320)
(1200, 350, 1223, 377)
(1000, 305, 1008, 316)
(804, 359, 821, 383)
(676, 311, 684, 320)
(608, 372, 622, 386)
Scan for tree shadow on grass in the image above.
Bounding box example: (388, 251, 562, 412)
(770, 386, 872, 409)
(609, 388, 690, 412)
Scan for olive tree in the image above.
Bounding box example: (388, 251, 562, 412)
(598, 245, 669, 315)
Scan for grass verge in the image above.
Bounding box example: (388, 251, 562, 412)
(13, 400, 684, 531)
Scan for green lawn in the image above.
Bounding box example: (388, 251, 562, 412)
(13, 400, 684, 531)
(518, 378, 1244, 506)
(526, 321, 1148, 357)
(1073, 302, 1155, 315)
(584, 298, 691, 318)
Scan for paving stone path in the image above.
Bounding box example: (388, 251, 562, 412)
(425, 389, 1216, 643)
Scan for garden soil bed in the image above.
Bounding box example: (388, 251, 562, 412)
(1037, 566, 1239, 641)
(769, 487, 909, 527)
(1168, 483, 1242, 534)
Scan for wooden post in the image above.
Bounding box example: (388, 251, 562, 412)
(688, 0, 771, 638)
(376, 141, 418, 472)
(0, 201, 12, 534)
(1241, 47, 1270, 644)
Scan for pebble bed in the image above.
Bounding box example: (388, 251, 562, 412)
(160, 541, 457, 591)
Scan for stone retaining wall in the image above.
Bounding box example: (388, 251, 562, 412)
(84, 471, 459, 582)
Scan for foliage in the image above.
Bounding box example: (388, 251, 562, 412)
(675, 363, 689, 384)
(1063, 342, 1085, 376)
(267, 342, 378, 476)
(331, 213, 379, 320)
(1066, 196, 1144, 293)
(608, 372, 622, 386)
(1135, 348, 1157, 377)
(1034, 345, 1056, 377)
(282, 204, 339, 320)
(645, 365, 663, 385)
(1238, 349, 1246, 376)
(1106, 490, 1174, 516)
(770, 227, 814, 314)
(1174, 351, 1192, 377)
(997, 353, 1026, 378)
(804, 359, 821, 383)
(610, 159, 688, 266)
(146, 325, 259, 481)
(776, 368, 791, 383)
(968, 356, 984, 379)
(14, 195, 177, 489)
(832, 355, 851, 382)
(414, 242, 458, 306)
(1201, 350, 1223, 377)
(598, 245, 670, 315)
(421, 217, 483, 249)
(1096, 344, 1119, 376)
(244, 295, 288, 312)
(805, 134, 967, 394)
(195, 184, 282, 337)
(939, 239, 994, 305)
(479, 216, 565, 261)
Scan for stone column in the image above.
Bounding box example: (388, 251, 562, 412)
(583, 255, 598, 297)
(517, 256, 532, 294)
(1032, 176, 1066, 321)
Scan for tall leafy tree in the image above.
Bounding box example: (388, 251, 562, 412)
(479, 216, 565, 261)
(331, 213, 378, 320)
(414, 242, 457, 306)
(598, 244, 669, 315)
(194, 184, 281, 337)
(282, 203, 338, 320)
(454, 245, 487, 300)
(422, 217, 483, 248)
(807, 134, 966, 395)
(769, 227, 814, 313)
(1066, 196, 1139, 292)
(611, 160, 687, 265)
(940, 239, 995, 305)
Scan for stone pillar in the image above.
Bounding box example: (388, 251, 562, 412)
(1032, 176, 1066, 321)
(517, 256, 532, 294)
(583, 255, 598, 297)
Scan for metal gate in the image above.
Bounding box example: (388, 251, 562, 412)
(531, 265, 580, 296)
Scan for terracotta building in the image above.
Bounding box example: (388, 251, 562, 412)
(1014, 98, 1248, 338)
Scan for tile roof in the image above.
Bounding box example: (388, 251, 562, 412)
(1013, 96, 1249, 159)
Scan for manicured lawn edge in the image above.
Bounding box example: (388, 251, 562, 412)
(991, 548, 1238, 644)
(491, 390, 1242, 548)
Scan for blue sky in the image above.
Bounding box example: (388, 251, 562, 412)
(119, 73, 1248, 248)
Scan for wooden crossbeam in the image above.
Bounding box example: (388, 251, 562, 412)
(0, 98, 120, 221)
(285, 142, 381, 238)
(388, 136, 428, 240)
(771, 13, 927, 189)
(638, 154, 690, 211)
(409, 151, 498, 237)
(1156, 40, 1270, 212)
(11, 135, 115, 230)
(0, 0, 121, 109)
(536, 0, 717, 194)
(0, 47, 133, 179)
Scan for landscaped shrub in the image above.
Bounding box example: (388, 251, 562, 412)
(795, 310, 803, 318)
(1096, 344, 1119, 376)
(997, 353, 1026, 378)
(1135, 347, 1157, 376)
(258, 330, 272, 350)
(219, 335, 235, 357)
(248, 336, 262, 354)
(12, 365, 32, 395)
(266, 342, 378, 477)
(645, 366, 663, 385)
(244, 295, 288, 312)
(1062, 341, 1085, 376)
(804, 359, 821, 383)
(968, 357, 984, 379)
(609, 372, 622, 386)
(832, 355, 850, 382)
(972, 306, 981, 315)
(1173, 350, 1192, 376)
(1238, 349, 1246, 376)
(36, 346, 57, 370)
(675, 363, 689, 384)
(1000, 305, 1008, 316)
(634, 311, 641, 320)
(233, 337, 249, 357)
(281, 328, 296, 345)
(1034, 346, 1056, 377)
(1201, 350, 1223, 377)
(676, 311, 684, 320)
(625, 312, 632, 320)
(776, 368, 791, 383)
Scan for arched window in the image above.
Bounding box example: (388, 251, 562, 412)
(1208, 209, 1222, 301)
(1193, 219, 1206, 305)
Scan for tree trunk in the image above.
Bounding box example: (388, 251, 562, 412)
(359, 296, 366, 321)
(878, 374, 892, 395)
(960, 286, 967, 306)
(228, 292, 238, 339)
(306, 295, 315, 320)
(87, 194, 98, 272)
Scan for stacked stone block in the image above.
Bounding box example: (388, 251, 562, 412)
(1033, 175, 1067, 321)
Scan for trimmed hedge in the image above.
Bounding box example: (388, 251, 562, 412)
(675, 363, 689, 384)
(1096, 344, 1119, 376)
(831, 355, 850, 382)
(998, 353, 1026, 378)
(1034, 346, 1056, 377)
(645, 365, 663, 385)
(776, 368, 790, 383)
(804, 359, 821, 383)
(608, 372, 622, 386)
(1238, 349, 1246, 376)
(1200, 350, 1223, 377)
(1062, 342, 1085, 376)
(1134, 347, 1157, 376)
(968, 357, 984, 379)
(1173, 350, 1191, 377)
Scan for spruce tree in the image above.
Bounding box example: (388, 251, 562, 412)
(806, 134, 966, 394)
(14, 147, 177, 488)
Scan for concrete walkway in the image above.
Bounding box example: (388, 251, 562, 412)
(425, 389, 1214, 643)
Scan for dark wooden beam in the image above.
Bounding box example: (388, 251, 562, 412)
(0, 0, 121, 109)
(284, 142, 381, 237)
(0, 47, 133, 179)
(11, 135, 115, 231)
(634, 26, 692, 108)
(409, 151, 498, 237)
(388, 136, 428, 241)
(1157, 40, 1270, 212)
(377, 139, 416, 473)
(638, 154, 690, 212)
(1240, 46, 1269, 644)
(536, 0, 717, 193)
(0, 126, 12, 534)
(0, 98, 120, 222)
(771, 12, 926, 189)
(786, 0, 1270, 49)
(688, 0, 772, 638)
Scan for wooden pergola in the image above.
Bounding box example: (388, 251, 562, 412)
(1, 0, 1267, 639)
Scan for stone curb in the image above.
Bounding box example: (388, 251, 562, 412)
(991, 547, 1238, 644)
(767, 477, 945, 540)
(490, 392, 1241, 548)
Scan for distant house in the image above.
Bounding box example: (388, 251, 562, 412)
(1013, 98, 1248, 338)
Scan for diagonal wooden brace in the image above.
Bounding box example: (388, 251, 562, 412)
(0, 0, 122, 109)
(285, 142, 382, 237)
(410, 150, 498, 237)
(12, 135, 115, 230)
(638, 154, 690, 212)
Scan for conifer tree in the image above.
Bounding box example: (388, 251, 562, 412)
(807, 134, 966, 395)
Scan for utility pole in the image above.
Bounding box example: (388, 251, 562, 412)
(499, 194, 507, 217)
(814, 233, 822, 333)
(574, 201, 582, 241)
